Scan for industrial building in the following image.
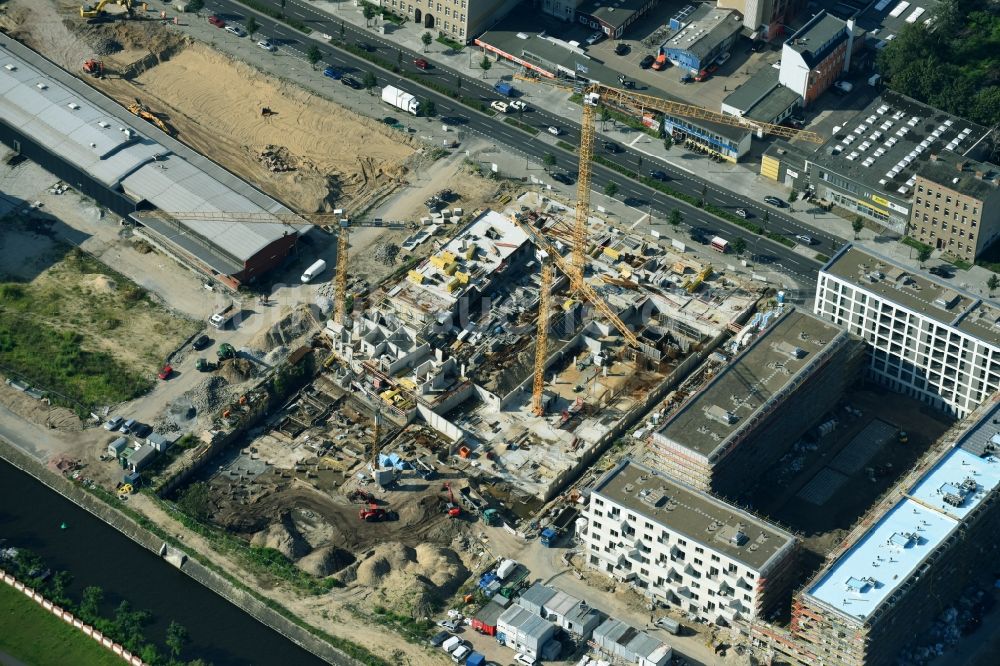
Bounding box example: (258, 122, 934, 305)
(660, 5, 743, 74)
(792, 397, 1000, 666)
(906, 152, 1000, 260)
(721, 68, 802, 126)
(777, 11, 859, 107)
(647, 308, 864, 495)
(814, 245, 1000, 418)
(591, 617, 672, 666)
(0, 40, 309, 287)
(575, 0, 661, 40)
(760, 92, 991, 234)
(581, 460, 798, 625)
(516, 582, 603, 638)
(496, 604, 559, 660)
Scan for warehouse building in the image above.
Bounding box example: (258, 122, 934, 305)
(793, 398, 1000, 666)
(648, 308, 863, 495)
(582, 460, 799, 625)
(0, 39, 309, 288)
(660, 5, 743, 74)
(814, 245, 1000, 418)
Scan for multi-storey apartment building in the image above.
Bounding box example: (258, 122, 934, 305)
(907, 151, 1000, 261)
(647, 308, 863, 495)
(379, 0, 514, 42)
(814, 245, 1000, 418)
(581, 460, 798, 626)
(793, 397, 1000, 666)
(778, 11, 856, 107)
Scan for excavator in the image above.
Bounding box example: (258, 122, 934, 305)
(442, 483, 461, 518)
(127, 98, 174, 136)
(80, 0, 138, 20)
(82, 59, 104, 77)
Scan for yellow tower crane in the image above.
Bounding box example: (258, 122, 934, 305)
(140, 211, 406, 324)
(532, 253, 553, 416)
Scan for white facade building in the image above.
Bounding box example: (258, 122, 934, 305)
(814, 245, 1000, 418)
(581, 461, 798, 626)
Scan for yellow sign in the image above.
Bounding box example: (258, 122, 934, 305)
(871, 195, 890, 207)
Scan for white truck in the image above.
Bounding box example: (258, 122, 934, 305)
(381, 85, 419, 115)
(209, 300, 238, 329)
(300, 259, 327, 283)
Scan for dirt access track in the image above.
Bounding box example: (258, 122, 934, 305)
(2, 5, 417, 213)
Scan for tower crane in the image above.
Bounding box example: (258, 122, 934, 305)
(532, 253, 553, 416)
(140, 211, 406, 323)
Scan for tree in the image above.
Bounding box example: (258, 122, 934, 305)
(362, 4, 377, 27)
(245, 16, 258, 39)
(417, 99, 437, 117)
(668, 209, 683, 227)
(166, 621, 190, 660)
(177, 482, 212, 521)
(49, 570, 73, 607)
(479, 55, 492, 78)
(599, 106, 612, 129)
(988, 274, 999, 297)
(362, 71, 377, 92)
(456, 75, 462, 91)
(733, 237, 747, 257)
(789, 190, 799, 203)
(663, 134, 673, 150)
(604, 181, 619, 198)
(762, 210, 770, 227)
(306, 46, 322, 69)
(78, 586, 103, 623)
(852, 216, 864, 240)
(542, 153, 556, 169)
(397, 49, 403, 67)
(917, 246, 932, 266)
(184, 0, 203, 11)
(699, 183, 708, 208)
(421, 32, 433, 52)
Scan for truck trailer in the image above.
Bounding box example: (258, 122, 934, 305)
(381, 85, 419, 115)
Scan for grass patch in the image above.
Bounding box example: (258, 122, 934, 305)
(370, 606, 436, 643)
(901, 236, 933, 254)
(556, 140, 576, 152)
(435, 34, 464, 52)
(0, 584, 121, 666)
(361, 1, 406, 25)
(232, 0, 311, 33)
(503, 116, 538, 135)
(946, 257, 973, 271)
(815, 253, 831, 263)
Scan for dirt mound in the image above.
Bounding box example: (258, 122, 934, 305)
(297, 546, 356, 577)
(85, 274, 117, 293)
(250, 305, 318, 354)
(0, 381, 84, 432)
(345, 542, 468, 616)
(250, 511, 312, 560)
(218, 358, 256, 383)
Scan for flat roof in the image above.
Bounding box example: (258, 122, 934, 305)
(497, 604, 555, 639)
(662, 6, 742, 61)
(784, 11, 849, 68)
(914, 151, 1000, 201)
(723, 68, 780, 114)
(812, 91, 989, 201)
(656, 309, 848, 459)
(857, 0, 941, 44)
(746, 85, 802, 125)
(593, 461, 796, 571)
(822, 245, 1000, 347)
(805, 401, 1000, 622)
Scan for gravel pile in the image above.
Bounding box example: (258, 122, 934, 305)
(176, 375, 231, 417)
(373, 242, 399, 265)
(90, 36, 123, 56)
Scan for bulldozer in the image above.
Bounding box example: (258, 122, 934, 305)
(126, 97, 173, 136)
(80, 0, 137, 20)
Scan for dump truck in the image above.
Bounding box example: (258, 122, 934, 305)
(209, 301, 238, 329)
(381, 85, 419, 115)
(217, 343, 236, 361)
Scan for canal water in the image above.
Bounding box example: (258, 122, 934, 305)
(0, 458, 329, 666)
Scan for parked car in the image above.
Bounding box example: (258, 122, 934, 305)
(795, 234, 814, 245)
(586, 31, 604, 46)
(680, 73, 693, 84)
(451, 645, 471, 663)
(437, 619, 459, 631)
(121, 418, 138, 435)
(735, 208, 749, 218)
(208, 15, 225, 28)
(929, 265, 951, 277)
(640, 54, 656, 69)
(429, 631, 451, 647)
(614, 43, 629, 56)
(192, 335, 211, 350)
(341, 76, 362, 89)
(104, 416, 124, 432)
(651, 53, 668, 71)
(715, 52, 731, 66)
(552, 172, 575, 185)
(414, 58, 430, 70)
(257, 39, 276, 52)
(323, 67, 342, 80)
(157, 364, 173, 380)
(604, 141, 623, 153)
(621, 79, 636, 89)
(649, 170, 668, 182)
(225, 25, 246, 37)
(764, 195, 786, 207)
(490, 100, 509, 113)
(514, 654, 537, 666)
(547, 125, 561, 136)
(694, 69, 710, 82)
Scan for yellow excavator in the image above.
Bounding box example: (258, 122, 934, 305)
(127, 97, 173, 136)
(80, 0, 137, 20)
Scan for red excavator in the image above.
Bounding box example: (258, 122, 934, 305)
(442, 483, 461, 518)
(347, 489, 375, 504)
(359, 502, 388, 522)
(82, 59, 104, 77)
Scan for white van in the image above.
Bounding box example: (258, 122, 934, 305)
(451, 645, 471, 662)
(441, 636, 462, 653)
(300, 259, 327, 283)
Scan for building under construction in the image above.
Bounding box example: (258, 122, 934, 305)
(647, 308, 865, 496)
(791, 397, 1000, 666)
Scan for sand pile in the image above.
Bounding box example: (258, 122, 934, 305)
(250, 305, 317, 353)
(85, 274, 118, 293)
(297, 546, 356, 577)
(250, 511, 312, 560)
(218, 358, 256, 383)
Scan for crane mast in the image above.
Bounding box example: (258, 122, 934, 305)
(532, 256, 553, 416)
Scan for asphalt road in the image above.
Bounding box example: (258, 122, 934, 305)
(202, 0, 828, 285)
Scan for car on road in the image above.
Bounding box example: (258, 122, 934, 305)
(322, 67, 342, 80)
(649, 170, 668, 181)
(795, 234, 814, 245)
(604, 141, 623, 153)
(224, 25, 246, 37)
(508, 99, 528, 112)
(414, 58, 430, 70)
(208, 15, 225, 28)
(257, 39, 276, 52)
(689, 230, 708, 244)
(104, 416, 124, 432)
(547, 125, 561, 136)
(614, 43, 629, 56)
(429, 631, 451, 647)
(382, 116, 399, 125)
(192, 334, 211, 351)
(490, 100, 509, 113)
(735, 208, 749, 218)
(341, 76, 362, 89)
(437, 619, 459, 631)
(552, 172, 575, 185)
(640, 54, 656, 69)
(158, 364, 173, 380)
(929, 265, 951, 277)
(354, 40, 373, 52)
(621, 79, 636, 89)
(764, 195, 787, 207)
